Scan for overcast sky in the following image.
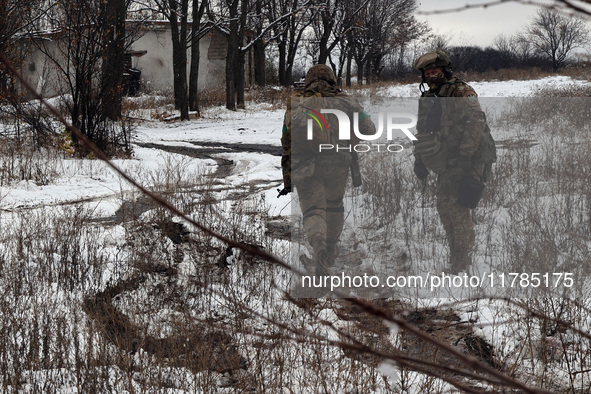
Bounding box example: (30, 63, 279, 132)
(415, 0, 591, 48)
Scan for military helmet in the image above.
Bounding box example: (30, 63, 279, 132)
(305, 64, 337, 87)
(413, 50, 452, 71)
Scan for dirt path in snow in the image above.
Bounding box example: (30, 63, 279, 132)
(83, 259, 246, 377)
(135, 140, 281, 180)
(79, 138, 514, 390)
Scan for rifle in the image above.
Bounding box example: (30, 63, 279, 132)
(350, 150, 362, 187)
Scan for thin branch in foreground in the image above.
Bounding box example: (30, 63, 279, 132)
(417, 0, 591, 18)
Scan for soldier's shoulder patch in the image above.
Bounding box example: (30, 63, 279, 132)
(467, 94, 477, 103)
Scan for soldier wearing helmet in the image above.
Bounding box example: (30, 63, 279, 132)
(304, 63, 338, 92)
(412, 50, 494, 274)
(280, 64, 375, 280)
(413, 49, 455, 93)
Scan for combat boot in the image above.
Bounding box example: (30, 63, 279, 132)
(315, 249, 331, 277)
(326, 239, 338, 267)
(310, 239, 328, 273)
(449, 247, 471, 275)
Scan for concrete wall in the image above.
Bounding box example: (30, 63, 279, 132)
(205, 28, 227, 89)
(129, 23, 225, 93)
(21, 39, 72, 98)
(17, 23, 229, 98)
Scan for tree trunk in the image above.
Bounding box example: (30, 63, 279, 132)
(317, 10, 332, 64)
(285, 32, 304, 86)
(169, 0, 189, 120)
(356, 58, 363, 85)
(236, 0, 248, 108)
(173, 48, 189, 119)
(171, 35, 189, 119)
(253, 0, 265, 86)
(225, 36, 236, 111)
(372, 55, 382, 81)
(346, 51, 352, 87)
(278, 39, 287, 86)
(189, 0, 206, 114)
(100, 0, 126, 121)
(247, 43, 253, 86)
(235, 47, 245, 109)
(318, 34, 330, 64)
(397, 45, 405, 76)
(254, 40, 265, 86)
(188, 36, 200, 114)
(285, 62, 295, 86)
(225, 0, 239, 110)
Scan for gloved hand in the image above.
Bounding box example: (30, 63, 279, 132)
(278, 171, 292, 198)
(457, 155, 472, 169)
(414, 158, 429, 180)
(277, 186, 292, 198)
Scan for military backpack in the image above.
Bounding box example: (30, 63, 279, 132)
(289, 93, 359, 155)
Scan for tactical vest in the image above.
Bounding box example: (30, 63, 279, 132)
(414, 90, 449, 174)
(414, 80, 496, 175)
(288, 92, 361, 155)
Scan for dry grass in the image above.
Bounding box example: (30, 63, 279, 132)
(120, 66, 591, 119)
(354, 91, 591, 390)
(2, 70, 591, 392)
(199, 87, 227, 108)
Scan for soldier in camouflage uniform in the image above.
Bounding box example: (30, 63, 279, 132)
(412, 50, 491, 274)
(280, 64, 375, 275)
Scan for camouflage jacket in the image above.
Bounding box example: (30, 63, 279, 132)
(420, 76, 486, 160)
(281, 84, 375, 190)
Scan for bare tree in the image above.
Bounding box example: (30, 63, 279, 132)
(418, 0, 591, 19)
(308, 0, 366, 67)
(148, 0, 191, 119)
(139, 0, 209, 118)
(253, 0, 266, 86)
(100, 0, 127, 120)
(269, 0, 315, 86)
(189, 0, 209, 113)
(203, 0, 254, 110)
(32, 0, 134, 155)
(512, 33, 535, 66)
(494, 32, 537, 67)
(525, 8, 589, 71)
(212, 0, 305, 109)
(313, 0, 339, 65)
(493, 34, 513, 54)
(0, 0, 47, 100)
(426, 32, 451, 52)
(424, 3, 589, 72)
(347, 0, 423, 84)
(217, 0, 247, 110)
(390, 12, 429, 77)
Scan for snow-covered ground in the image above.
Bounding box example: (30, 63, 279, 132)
(4, 75, 588, 213)
(2, 75, 591, 393)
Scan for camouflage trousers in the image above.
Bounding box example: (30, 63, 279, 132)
(436, 164, 485, 270)
(294, 162, 349, 264)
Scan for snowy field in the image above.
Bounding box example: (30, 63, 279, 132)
(1, 75, 591, 392)
(2, 76, 586, 211)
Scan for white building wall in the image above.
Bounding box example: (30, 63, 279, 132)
(22, 40, 70, 98)
(130, 25, 218, 93)
(18, 23, 226, 99)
